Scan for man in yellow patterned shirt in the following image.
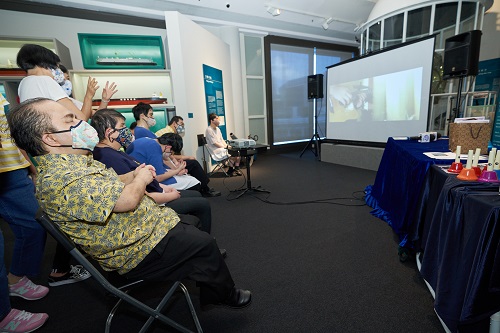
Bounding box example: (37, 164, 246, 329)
(8, 98, 251, 309)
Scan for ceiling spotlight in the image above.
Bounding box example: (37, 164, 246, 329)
(322, 17, 334, 30)
(267, 6, 281, 16)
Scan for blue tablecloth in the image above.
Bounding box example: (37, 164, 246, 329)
(412, 166, 500, 333)
(365, 137, 454, 246)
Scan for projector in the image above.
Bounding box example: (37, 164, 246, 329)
(229, 139, 256, 148)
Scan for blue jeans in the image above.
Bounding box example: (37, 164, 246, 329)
(0, 167, 46, 278)
(0, 229, 10, 320)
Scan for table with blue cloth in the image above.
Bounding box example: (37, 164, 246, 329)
(411, 165, 500, 333)
(365, 137, 454, 253)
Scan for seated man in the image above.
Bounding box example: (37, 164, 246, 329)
(155, 115, 184, 137)
(126, 135, 201, 191)
(90, 108, 212, 234)
(132, 102, 158, 139)
(205, 113, 241, 177)
(8, 98, 251, 308)
(160, 133, 220, 197)
(135, 102, 220, 197)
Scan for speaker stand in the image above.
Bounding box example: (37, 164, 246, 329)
(300, 99, 320, 160)
(453, 76, 465, 121)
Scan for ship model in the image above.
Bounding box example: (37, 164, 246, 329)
(92, 95, 167, 107)
(96, 57, 157, 66)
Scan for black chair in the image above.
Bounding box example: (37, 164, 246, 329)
(35, 209, 203, 333)
(197, 134, 229, 177)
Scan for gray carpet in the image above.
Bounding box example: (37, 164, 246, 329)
(1, 151, 444, 333)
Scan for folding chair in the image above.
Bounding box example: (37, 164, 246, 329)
(197, 134, 230, 177)
(35, 209, 203, 333)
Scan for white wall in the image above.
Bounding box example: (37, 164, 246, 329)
(480, 1, 500, 61)
(165, 11, 236, 164)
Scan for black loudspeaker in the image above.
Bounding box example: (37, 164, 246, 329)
(443, 30, 482, 80)
(308, 74, 324, 99)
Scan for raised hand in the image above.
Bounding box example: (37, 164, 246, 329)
(101, 81, 118, 101)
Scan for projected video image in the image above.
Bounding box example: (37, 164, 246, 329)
(329, 67, 423, 123)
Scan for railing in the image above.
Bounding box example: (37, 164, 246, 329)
(428, 90, 497, 135)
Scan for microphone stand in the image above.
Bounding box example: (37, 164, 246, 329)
(300, 98, 320, 160)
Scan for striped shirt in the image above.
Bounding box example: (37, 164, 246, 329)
(0, 95, 30, 173)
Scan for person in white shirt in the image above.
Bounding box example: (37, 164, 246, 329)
(16, 43, 117, 121)
(205, 113, 241, 177)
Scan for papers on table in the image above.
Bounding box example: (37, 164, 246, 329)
(453, 116, 490, 124)
(423, 152, 488, 161)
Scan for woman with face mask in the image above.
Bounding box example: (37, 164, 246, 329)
(16, 44, 117, 122)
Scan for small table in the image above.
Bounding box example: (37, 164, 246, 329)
(228, 144, 270, 199)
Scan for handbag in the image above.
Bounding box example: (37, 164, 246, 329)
(448, 122, 492, 153)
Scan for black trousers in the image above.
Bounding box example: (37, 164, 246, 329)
(125, 221, 234, 305)
(168, 190, 212, 233)
(185, 160, 210, 191)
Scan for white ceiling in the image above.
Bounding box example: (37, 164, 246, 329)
(26, 0, 379, 44)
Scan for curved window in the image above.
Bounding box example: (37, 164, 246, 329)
(407, 6, 431, 42)
(383, 13, 404, 48)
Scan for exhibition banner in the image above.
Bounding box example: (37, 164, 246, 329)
(203, 64, 227, 139)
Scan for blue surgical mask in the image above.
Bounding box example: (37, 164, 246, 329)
(50, 120, 99, 151)
(50, 67, 65, 85)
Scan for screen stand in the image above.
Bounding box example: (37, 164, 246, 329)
(300, 99, 320, 160)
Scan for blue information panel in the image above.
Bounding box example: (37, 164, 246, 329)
(203, 64, 227, 139)
(476, 58, 500, 147)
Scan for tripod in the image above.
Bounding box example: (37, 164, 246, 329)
(300, 98, 320, 159)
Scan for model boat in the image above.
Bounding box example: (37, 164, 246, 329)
(96, 57, 157, 65)
(92, 96, 167, 106)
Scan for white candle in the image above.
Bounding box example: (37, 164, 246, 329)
(472, 148, 481, 167)
(465, 150, 473, 169)
(455, 146, 461, 163)
(487, 149, 496, 171)
(494, 149, 500, 171)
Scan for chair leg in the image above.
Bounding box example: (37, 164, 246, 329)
(105, 281, 202, 333)
(179, 283, 203, 333)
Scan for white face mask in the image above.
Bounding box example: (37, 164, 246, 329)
(145, 117, 156, 127)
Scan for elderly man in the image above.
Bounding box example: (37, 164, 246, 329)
(7, 98, 251, 308)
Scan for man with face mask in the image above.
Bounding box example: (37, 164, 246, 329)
(155, 115, 185, 137)
(8, 98, 251, 310)
(90, 108, 214, 235)
(132, 102, 158, 139)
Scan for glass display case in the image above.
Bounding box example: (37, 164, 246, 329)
(78, 34, 166, 70)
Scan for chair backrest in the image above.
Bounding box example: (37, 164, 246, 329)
(197, 134, 207, 147)
(35, 209, 109, 284)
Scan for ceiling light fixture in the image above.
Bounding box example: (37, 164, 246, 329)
(267, 6, 281, 16)
(322, 17, 334, 30)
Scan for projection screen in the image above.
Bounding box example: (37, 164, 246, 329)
(326, 36, 436, 144)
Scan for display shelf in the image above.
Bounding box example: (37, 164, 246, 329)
(70, 70, 174, 107)
(78, 34, 166, 70)
(0, 36, 72, 69)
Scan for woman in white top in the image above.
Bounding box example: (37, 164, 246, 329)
(17, 44, 117, 121)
